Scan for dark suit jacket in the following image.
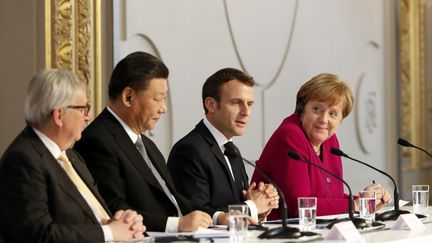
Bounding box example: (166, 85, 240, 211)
(74, 108, 190, 232)
(167, 120, 248, 216)
(0, 126, 110, 243)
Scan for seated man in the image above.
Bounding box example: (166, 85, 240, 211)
(167, 68, 279, 225)
(0, 69, 145, 242)
(75, 51, 212, 232)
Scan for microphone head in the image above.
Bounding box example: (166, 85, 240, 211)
(330, 148, 345, 157)
(287, 151, 301, 160)
(397, 138, 412, 147)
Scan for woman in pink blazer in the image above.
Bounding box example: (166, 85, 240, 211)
(251, 73, 391, 219)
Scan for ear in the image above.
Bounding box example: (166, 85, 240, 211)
(204, 97, 218, 114)
(121, 87, 135, 107)
(51, 108, 64, 127)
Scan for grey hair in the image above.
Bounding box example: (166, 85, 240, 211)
(25, 69, 86, 127)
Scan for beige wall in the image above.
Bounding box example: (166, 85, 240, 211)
(0, 0, 45, 155)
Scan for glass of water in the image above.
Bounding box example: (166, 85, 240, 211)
(358, 190, 376, 224)
(412, 185, 429, 215)
(229, 205, 248, 243)
(298, 197, 317, 231)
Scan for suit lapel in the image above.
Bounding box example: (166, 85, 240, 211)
(24, 127, 100, 223)
(195, 121, 240, 201)
(101, 109, 166, 193)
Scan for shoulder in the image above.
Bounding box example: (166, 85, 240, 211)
(268, 114, 307, 144)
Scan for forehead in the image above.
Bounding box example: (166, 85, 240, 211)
(219, 79, 254, 98)
(145, 78, 168, 93)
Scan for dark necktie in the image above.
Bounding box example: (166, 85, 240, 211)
(224, 142, 248, 195)
(135, 136, 182, 216)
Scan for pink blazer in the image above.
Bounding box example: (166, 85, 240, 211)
(251, 113, 349, 219)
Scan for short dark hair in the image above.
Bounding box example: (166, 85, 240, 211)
(108, 51, 169, 100)
(202, 68, 254, 114)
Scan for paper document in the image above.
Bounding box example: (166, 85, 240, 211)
(147, 227, 230, 238)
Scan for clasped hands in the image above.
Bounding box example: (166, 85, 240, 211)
(244, 182, 280, 223)
(216, 182, 279, 225)
(108, 209, 146, 241)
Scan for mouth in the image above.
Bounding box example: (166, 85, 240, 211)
(235, 120, 247, 127)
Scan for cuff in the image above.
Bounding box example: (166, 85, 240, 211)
(212, 211, 224, 225)
(245, 200, 258, 222)
(165, 216, 179, 233)
(101, 225, 113, 241)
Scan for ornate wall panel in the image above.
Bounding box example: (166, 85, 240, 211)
(400, 0, 432, 172)
(45, 0, 102, 115)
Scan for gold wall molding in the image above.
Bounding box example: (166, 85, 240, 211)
(400, 0, 431, 171)
(45, 0, 102, 115)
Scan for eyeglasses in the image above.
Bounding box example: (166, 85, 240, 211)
(66, 104, 91, 116)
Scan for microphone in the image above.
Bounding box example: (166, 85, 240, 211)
(239, 156, 318, 238)
(287, 151, 367, 229)
(398, 138, 432, 158)
(330, 148, 411, 221)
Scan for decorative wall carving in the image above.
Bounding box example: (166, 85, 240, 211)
(45, 0, 102, 115)
(400, 0, 431, 171)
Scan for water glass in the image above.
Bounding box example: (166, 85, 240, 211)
(412, 185, 429, 215)
(358, 190, 376, 223)
(229, 205, 248, 243)
(298, 197, 317, 231)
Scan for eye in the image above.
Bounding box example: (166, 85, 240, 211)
(329, 111, 338, 118)
(312, 106, 322, 113)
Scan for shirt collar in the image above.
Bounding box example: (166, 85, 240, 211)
(203, 117, 233, 150)
(107, 106, 140, 143)
(32, 127, 62, 159)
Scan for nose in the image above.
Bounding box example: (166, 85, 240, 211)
(240, 103, 251, 117)
(319, 112, 329, 124)
(159, 99, 167, 114)
(84, 112, 92, 122)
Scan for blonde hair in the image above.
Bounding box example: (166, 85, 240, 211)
(295, 73, 354, 118)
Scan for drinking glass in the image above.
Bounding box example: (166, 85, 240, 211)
(358, 190, 376, 224)
(229, 205, 248, 243)
(412, 185, 429, 215)
(298, 197, 317, 231)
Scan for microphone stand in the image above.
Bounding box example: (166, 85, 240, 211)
(330, 148, 410, 221)
(287, 151, 368, 229)
(398, 138, 432, 158)
(240, 158, 319, 239)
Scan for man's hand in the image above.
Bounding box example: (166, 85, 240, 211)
(243, 182, 279, 214)
(108, 209, 146, 240)
(178, 210, 212, 232)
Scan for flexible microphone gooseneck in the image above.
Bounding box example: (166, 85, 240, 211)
(226, 149, 309, 239)
(398, 138, 432, 158)
(330, 148, 410, 221)
(287, 151, 367, 229)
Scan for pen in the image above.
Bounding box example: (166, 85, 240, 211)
(372, 180, 385, 204)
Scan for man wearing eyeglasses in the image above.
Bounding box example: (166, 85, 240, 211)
(0, 69, 145, 242)
(74, 52, 212, 233)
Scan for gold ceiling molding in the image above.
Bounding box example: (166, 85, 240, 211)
(400, 0, 431, 171)
(45, 0, 102, 115)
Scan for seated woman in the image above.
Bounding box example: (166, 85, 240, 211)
(251, 73, 391, 219)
